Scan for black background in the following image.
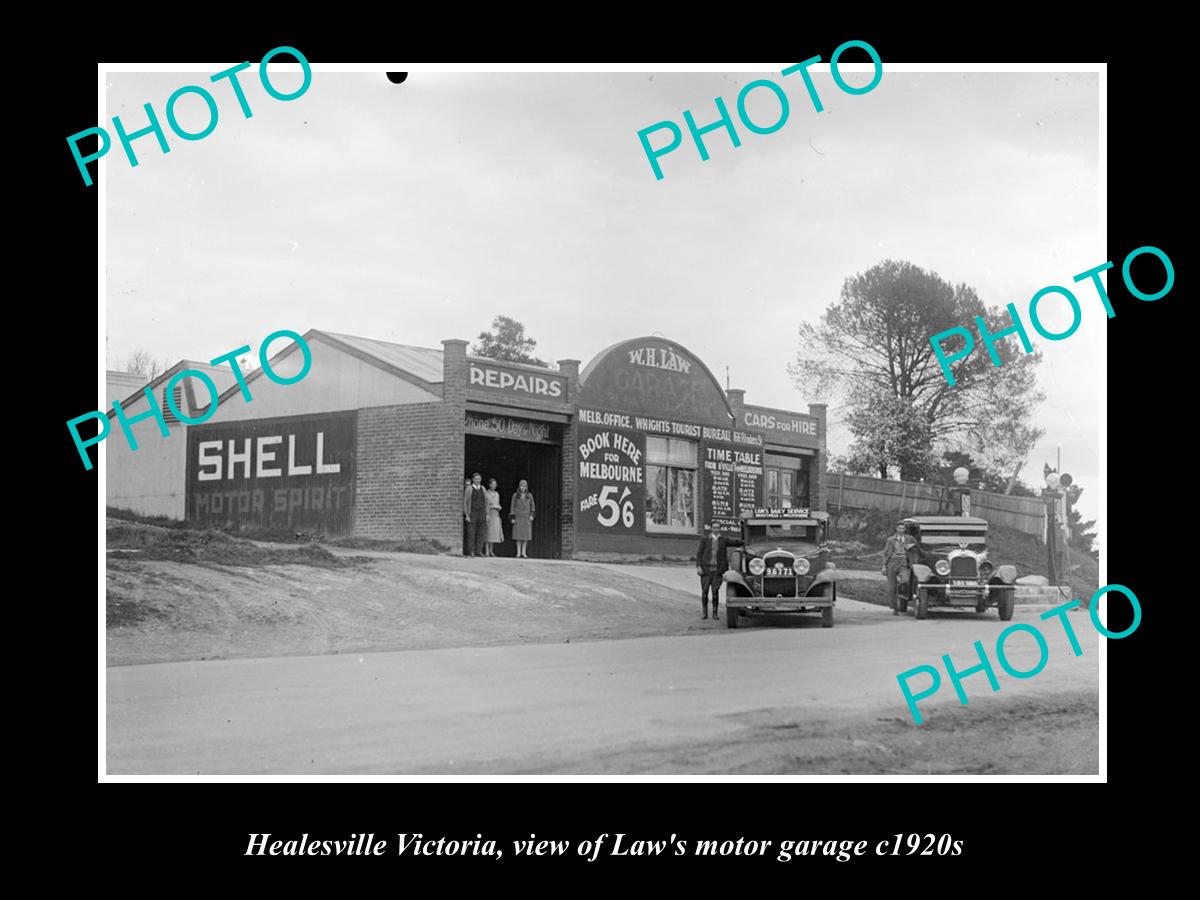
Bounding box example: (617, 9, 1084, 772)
(37, 12, 1180, 886)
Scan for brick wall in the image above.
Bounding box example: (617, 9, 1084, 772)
(352, 339, 469, 548)
(355, 402, 461, 545)
(558, 359, 581, 557)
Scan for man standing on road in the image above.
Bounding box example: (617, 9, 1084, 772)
(881, 523, 916, 615)
(696, 522, 739, 621)
(464, 472, 489, 558)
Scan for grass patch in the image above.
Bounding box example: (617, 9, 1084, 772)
(106, 507, 190, 530)
(837, 578, 892, 608)
(326, 535, 451, 555)
(108, 526, 363, 569)
(107, 507, 452, 555)
(107, 597, 169, 628)
(573, 552, 693, 565)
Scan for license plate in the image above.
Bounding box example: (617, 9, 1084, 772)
(951, 580, 976, 587)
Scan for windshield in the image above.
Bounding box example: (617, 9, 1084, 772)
(747, 524, 820, 542)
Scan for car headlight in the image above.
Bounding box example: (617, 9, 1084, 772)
(748, 557, 765, 575)
(793, 557, 811, 575)
(979, 561, 994, 578)
(934, 560, 951, 576)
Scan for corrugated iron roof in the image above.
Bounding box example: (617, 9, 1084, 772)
(318, 331, 444, 384)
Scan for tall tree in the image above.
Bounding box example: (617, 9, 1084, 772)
(473, 316, 547, 367)
(934, 450, 1037, 497)
(791, 259, 1045, 481)
(1064, 483, 1097, 556)
(841, 389, 935, 480)
(124, 349, 166, 382)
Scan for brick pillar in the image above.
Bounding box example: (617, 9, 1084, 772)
(809, 403, 828, 512)
(558, 358, 581, 559)
(443, 339, 469, 553)
(726, 388, 745, 427)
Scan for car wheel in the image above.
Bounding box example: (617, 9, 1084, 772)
(897, 587, 909, 615)
(726, 607, 739, 629)
(915, 589, 929, 620)
(822, 605, 834, 628)
(997, 588, 1015, 621)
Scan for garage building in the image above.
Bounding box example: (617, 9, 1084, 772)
(106, 331, 826, 559)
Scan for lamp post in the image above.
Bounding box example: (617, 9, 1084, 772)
(1044, 472, 1061, 584)
(1058, 472, 1073, 584)
(948, 466, 972, 516)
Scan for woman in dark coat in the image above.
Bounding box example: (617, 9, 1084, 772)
(510, 479, 535, 558)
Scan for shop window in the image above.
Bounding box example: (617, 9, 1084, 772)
(646, 437, 697, 533)
(765, 452, 810, 508)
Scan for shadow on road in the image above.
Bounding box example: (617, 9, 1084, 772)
(725, 614, 829, 630)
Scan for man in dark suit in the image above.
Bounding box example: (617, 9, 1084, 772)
(696, 522, 740, 620)
(463, 472, 489, 558)
(881, 523, 917, 614)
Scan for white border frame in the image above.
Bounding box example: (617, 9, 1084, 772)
(98, 60, 1107, 784)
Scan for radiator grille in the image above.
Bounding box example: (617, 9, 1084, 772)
(950, 556, 978, 578)
(762, 577, 797, 598)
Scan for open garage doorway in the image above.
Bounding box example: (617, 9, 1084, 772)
(465, 432, 561, 559)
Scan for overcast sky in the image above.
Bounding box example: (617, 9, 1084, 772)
(105, 67, 1103, 540)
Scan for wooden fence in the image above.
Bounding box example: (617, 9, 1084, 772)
(826, 472, 1046, 538)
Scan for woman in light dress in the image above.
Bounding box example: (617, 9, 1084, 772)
(484, 478, 503, 556)
(510, 479, 535, 558)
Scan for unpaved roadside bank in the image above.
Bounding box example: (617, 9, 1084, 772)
(106, 552, 708, 666)
(452, 688, 1099, 775)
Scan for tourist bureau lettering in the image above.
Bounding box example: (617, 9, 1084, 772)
(578, 408, 765, 446)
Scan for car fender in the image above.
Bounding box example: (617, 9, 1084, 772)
(805, 579, 834, 598)
(995, 565, 1017, 584)
(723, 570, 748, 588)
(811, 568, 837, 585)
(911, 563, 932, 583)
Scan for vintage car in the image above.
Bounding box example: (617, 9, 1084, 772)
(723, 508, 836, 629)
(894, 516, 1017, 621)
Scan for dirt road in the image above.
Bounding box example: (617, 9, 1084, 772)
(106, 600, 1100, 775)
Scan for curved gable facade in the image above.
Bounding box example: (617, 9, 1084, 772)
(579, 337, 733, 424)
